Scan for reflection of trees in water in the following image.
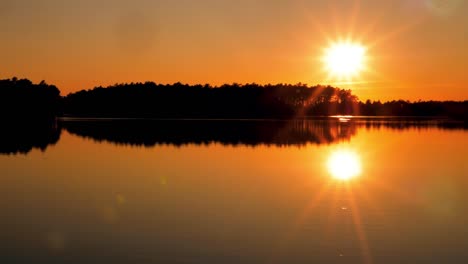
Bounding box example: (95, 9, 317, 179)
(282, 120, 356, 146)
(359, 119, 468, 131)
(0, 78, 62, 154)
(1, 119, 465, 154)
(0, 119, 61, 155)
(62, 120, 358, 147)
(63, 119, 466, 148)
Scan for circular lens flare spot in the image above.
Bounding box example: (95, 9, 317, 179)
(327, 150, 361, 180)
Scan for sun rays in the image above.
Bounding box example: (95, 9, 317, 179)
(323, 41, 367, 79)
(272, 147, 376, 263)
(301, 0, 430, 94)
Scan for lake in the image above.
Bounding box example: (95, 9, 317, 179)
(1, 118, 467, 263)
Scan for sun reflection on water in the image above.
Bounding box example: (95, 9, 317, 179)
(327, 149, 361, 180)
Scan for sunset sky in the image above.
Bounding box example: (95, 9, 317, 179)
(1, 0, 467, 100)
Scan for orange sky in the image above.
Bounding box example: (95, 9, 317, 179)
(1, 0, 467, 101)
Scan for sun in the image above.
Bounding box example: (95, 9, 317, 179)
(323, 42, 366, 78)
(327, 149, 361, 180)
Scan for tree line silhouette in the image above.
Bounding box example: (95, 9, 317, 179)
(1, 78, 467, 119)
(0, 78, 60, 119)
(63, 82, 360, 118)
(359, 99, 467, 119)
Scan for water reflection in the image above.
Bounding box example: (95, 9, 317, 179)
(327, 149, 362, 180)
(62, 119, 357, 147)
(360, 118, 468, 131)
(63, 118, 467, 148)
(0, 118, 466, 154)
(0, 119, 61, 154)
(0, 118, 467, 263)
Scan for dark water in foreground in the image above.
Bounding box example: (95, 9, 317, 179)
(1, 118, 467, 263)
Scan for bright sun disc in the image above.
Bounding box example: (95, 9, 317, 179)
(324, 42, 366, 78)
(327, 150, 361, 180)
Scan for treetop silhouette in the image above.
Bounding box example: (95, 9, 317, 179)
(1, 78, 466, 119)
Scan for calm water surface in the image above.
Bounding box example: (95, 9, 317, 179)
(1, 119, 467, 263)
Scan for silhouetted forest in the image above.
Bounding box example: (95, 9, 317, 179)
(63, 82, 467, 119)
(63, 82, 359, 118)
(0, 78, 61, 154)
(359, 99, 467, 120)
(0, 78, 60, 119)
(1, 78, 467, 119)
